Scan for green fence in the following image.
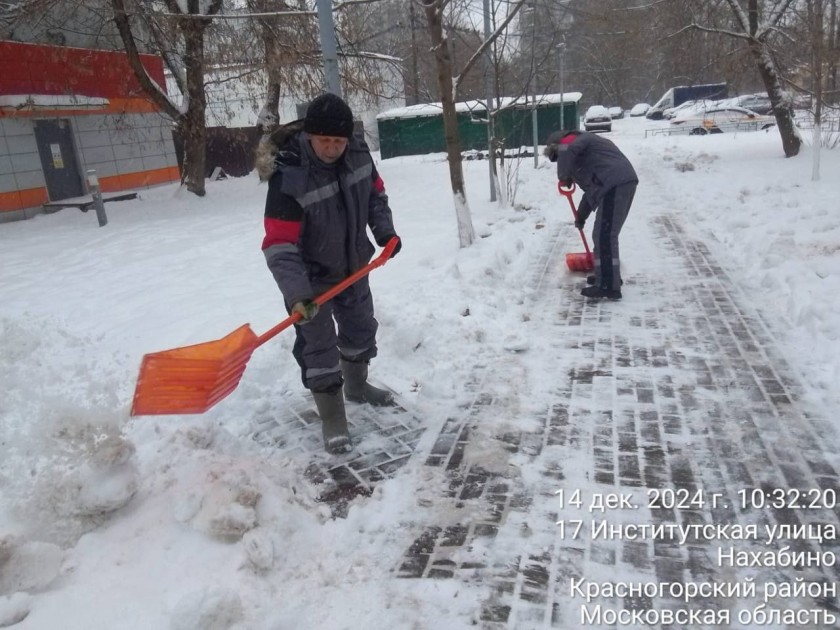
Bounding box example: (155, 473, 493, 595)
(377, 99, 579, 159)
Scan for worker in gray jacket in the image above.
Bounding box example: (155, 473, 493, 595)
(544, 130, 638, 300)
(256, 93, 401, 454)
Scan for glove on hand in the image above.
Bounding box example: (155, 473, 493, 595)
(574, 217, 586, 231)
(559, 178, 573, 188)
(292, 299, 319, 323)
(376, 234, 402, 258)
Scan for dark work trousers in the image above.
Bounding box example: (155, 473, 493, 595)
(591, 182, 636, 291)
(291, 276, 378, 393)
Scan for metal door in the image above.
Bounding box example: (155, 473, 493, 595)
(33, 119, 84, 200)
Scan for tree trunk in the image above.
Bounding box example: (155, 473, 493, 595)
(807, 0, 825, 180)
(750, 40, 801, 157)
(252, 0, 284, 134)
(181, 18, 208, 195)
(112, 0, 180, 120)
(409, 2, 420, 105)
(828, 0, 838, 97)
(111, 0, 220, 198)
(423, 1, 475, 248)
(259, 81, 282, 134)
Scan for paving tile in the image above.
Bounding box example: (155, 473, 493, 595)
(259, 219, 840, 627)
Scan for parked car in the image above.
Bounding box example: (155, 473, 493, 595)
(735, 93, 774, 115)
(669, 105, 776, 134)
(608, 106, 624, 119)
(583, 105, 612, 132)
(662, 99, 717, 119)
(629, 103, 650, 117)
(646, 83, 728, 119)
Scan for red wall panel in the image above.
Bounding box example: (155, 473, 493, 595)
(0, 41, 167, 99)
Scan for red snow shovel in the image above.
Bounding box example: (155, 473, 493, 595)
(130, 237, 400, 417)
(558, 182, 594, 272)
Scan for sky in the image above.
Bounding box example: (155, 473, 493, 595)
(1, 116, 839, 629)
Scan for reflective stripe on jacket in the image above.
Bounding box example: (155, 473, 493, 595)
(260, 127, 395, 305)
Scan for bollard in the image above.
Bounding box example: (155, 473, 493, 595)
(86, 169, 108, 227)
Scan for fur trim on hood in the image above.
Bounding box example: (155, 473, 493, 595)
(255, 120, 305, 181)
(543, 129, 581, 162)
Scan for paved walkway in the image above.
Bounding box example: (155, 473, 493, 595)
(255, 212, 840, 629)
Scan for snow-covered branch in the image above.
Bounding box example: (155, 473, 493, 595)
(111, 0, 181, 119)
(675, 21, 751, 41)
(156, 9, 315, 19)
(765, 0, 798, 31)
(453, 0, 527, 93)
(154, 0, 383, 20)
(724, 0, 752, 34)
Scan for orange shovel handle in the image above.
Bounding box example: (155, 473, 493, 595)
(558, 182, 592, 256)
(255, 237, 399, 347)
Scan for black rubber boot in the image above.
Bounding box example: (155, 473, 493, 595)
(581, 285, 622, 300)
(340, 359, 395, 407)
(312, 390, 352, 454)
(587, 275, 622, 286)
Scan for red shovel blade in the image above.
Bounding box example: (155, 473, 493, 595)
(558, 183, 595, 273)
(565, 252, 594, 272)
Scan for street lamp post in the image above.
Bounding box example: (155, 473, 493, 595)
(316, 0, 341, 97)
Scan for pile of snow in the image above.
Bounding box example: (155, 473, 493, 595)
(1, 116, 838, 628)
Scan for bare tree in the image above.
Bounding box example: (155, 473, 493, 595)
(419, 0, 526, 248)
(559, 1, 652, 107)
(351, 0, 483, 104)
(112, 0, 223, 196)
(806, 0, 827, 178)
(420, 0, 474, 246)
(249, 0, 291, 133)
(479, 0, 570, 206)
(227, 0, 319, 134)
(1, 0, 125, 48)
(194, 0, 404, 139)
(784, 0, 840, 176)
(329, 1, 412, 104)
(680, 0, 801, 157)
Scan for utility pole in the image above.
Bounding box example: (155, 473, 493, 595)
(316, 0, 341, 96)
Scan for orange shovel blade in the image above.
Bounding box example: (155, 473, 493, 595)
(131, 324, 259, 416)
(130, 238, 401, 417)
(565, 252, 595, 272)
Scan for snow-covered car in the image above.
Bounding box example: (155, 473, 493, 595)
(629, 103, 650, 117)
(735, 93, 774, 115)
(662, 99, 717, 120)
(608, 106, 624, 119)
(670, 105, 776, 134)
(583, 105, 612, 132)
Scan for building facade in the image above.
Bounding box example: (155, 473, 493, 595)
(0, 40, 180, 222)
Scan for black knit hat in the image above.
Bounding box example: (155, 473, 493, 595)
(304, 93, 354, 138)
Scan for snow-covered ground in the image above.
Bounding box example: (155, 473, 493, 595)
(1, 116, 838, 629)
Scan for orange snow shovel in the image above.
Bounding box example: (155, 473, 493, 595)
(558, 182, 594, 272)
(130, 237, 400, 417)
